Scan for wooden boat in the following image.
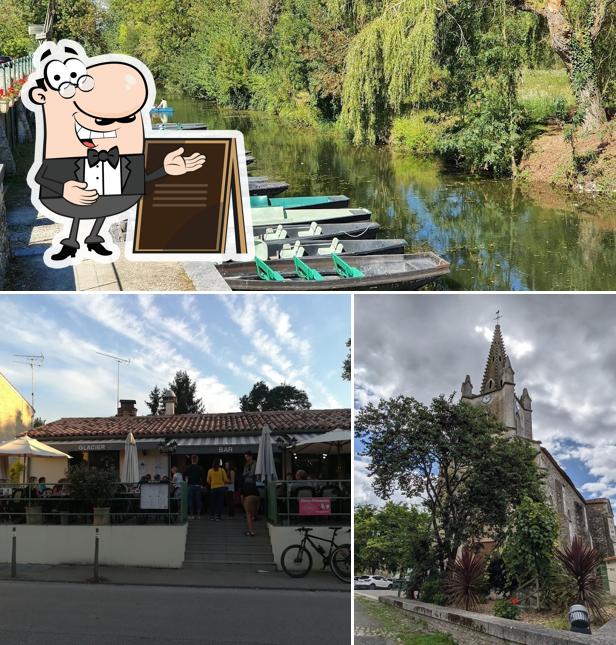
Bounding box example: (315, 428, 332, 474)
(150, 106, 174, 113)
(253, 221, 380, 241)
(251, 206, 372, 227)
(154, 122, 208, 130)
(245, 154, 255, 165)
(219, 252, 450, 291)
(248, 180, 290, 197)
(255, 237, 407, 260)
(250, 194, 350, 210)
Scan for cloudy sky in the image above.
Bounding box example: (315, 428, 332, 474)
(354, 294, 616, 514)
(0, 293, 351, 421)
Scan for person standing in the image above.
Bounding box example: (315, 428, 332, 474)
(207, 460, 228, 521)
(241, 471, 260, 538)
(224, 461, 236, 517)
(183, 455, 205, 520)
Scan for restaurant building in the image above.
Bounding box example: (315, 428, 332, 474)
(26, 396, 351, 482)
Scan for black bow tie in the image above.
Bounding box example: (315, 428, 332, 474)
(87, 146, 120, 168)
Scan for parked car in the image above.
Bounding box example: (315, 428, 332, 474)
(354, 575, 393, 590)
(0, 56, 13, 66)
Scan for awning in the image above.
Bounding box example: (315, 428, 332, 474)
(45, 439, 162, 452)
(175, 433, 322, 454)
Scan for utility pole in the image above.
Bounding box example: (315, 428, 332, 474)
(96, 352, 131, 410)
(13, 354, 44, 427)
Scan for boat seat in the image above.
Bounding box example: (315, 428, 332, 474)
(279, 240, 305, 259)
(298, 222, 323, 237)
(264, 225, 287, 241)
(317, 237, 344, 255)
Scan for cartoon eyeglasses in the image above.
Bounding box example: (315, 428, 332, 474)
(44, 57, 94, 98)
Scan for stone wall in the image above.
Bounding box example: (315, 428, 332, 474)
(379, 597, 616, 644)
(586, 500, 616, 557)
(539, 447, 591, 547)
(0, 164, 9, 288)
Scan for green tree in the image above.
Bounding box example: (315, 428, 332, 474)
(32, 417, 46, 428)
(240, 380, 311, 411)
(501, 496, 560, 589)
(168, 371, 204, 414)
(145, 386, 162, 416)
(356, 394, 544, 573)
(342, 338, 351, 381)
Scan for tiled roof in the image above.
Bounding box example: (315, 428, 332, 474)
(28, 409, 351, 440)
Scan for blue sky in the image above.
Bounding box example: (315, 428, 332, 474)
(0, 294, 351, 421)
(354, 294, 616, 517)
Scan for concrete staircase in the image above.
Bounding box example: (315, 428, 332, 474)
(183, 516, 277, 571)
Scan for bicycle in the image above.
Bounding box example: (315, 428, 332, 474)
(281, 526, 351, 582)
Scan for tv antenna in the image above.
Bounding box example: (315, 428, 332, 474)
(96, 351, 131, 408)
(13, 354, 44, 424)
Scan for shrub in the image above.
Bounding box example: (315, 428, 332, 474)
(419, 574, 448, 605)
(66, 464, 118, 509)
(446, 547, 487, 611)
(390, 111, 446, 155)
(555, 536, 607, 621)
(493, 598, 521, 620)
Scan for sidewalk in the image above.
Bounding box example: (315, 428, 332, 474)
(0, 562, 349, 592)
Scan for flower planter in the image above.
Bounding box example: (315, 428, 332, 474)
(0, 101, 9, 114)
(93, 506, 111, 525)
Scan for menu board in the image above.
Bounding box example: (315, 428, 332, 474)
(132, 136, 250, 256)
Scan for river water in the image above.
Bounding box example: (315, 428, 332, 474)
(157, 98, 616, 291)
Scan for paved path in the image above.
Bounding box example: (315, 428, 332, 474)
(354, 595, 397, 645)
(0, 562, 348, 592)
(0, 580, 350, 644)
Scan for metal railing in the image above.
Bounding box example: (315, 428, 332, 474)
(0, 481, 187, 525)
(266, 479, 351, 526)
(0, 55, 34, 94)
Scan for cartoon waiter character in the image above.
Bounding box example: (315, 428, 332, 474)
(22, 40, 205, 264)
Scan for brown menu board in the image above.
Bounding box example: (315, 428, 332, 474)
(133, 137, 248, 254)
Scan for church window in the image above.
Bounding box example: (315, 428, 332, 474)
(488, 379, 493, 389)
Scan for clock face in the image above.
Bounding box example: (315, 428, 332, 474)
(482, 394, 492, 404)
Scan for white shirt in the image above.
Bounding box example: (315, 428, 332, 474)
(84, 158, 122, 196)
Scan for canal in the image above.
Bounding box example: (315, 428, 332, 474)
(163, 98, 616, 291)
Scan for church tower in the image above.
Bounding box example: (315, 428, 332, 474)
(461, 322, 533, 440)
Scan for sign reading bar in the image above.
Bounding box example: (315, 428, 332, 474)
(129, 134, 252, 260)
(140, 483, 169, 510)
(299, 497, 331, 516)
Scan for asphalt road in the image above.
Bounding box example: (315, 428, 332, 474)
(0, 581, 351, 645)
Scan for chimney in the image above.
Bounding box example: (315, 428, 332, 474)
(117, 399, 137, 417)
(162, 389, 176, 416)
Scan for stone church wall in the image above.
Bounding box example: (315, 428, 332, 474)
(587, 501, 616, 557)
(538, 448, 590, 547)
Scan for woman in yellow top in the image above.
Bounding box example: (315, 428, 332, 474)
(207, 460, 229, 521)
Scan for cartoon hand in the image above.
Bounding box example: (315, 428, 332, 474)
(163, 147, 206, 176)
(63, 181, 99, 206)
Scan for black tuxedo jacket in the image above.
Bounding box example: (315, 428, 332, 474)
(34, 154, 166, 199)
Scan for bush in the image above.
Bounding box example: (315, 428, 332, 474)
(446, 547, 487, 611)
(419, 575, 448, 605)
(493, 598, 521, 620)
(390, 111, 447, 155)
(66, 464, 118, 509)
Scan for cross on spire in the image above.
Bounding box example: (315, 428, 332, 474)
(494, 310, 502, 324)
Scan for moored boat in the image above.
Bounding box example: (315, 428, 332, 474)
(255, 237, 407, 260)
(248, 180, 290, 197)
(218, 252, 450, 291)
(154, 122, 208, 130)
(250, 194, 350, 210)
(150, 106, 174, 113)
(253, 221, 380, 241)
(251, 206, 372, 227)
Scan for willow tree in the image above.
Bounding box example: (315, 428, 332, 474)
(338, 0, 441, 143)
(512, 0, 612, 132)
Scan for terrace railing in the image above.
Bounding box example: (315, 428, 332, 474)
(266, 479, 351, 526)
(0, 55, 34, 95)
(0, 481, 188, 526)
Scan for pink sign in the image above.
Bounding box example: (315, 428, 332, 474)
(299, 497, 331, 516)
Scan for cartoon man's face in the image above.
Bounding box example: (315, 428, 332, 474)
(29, 52, 148, 159)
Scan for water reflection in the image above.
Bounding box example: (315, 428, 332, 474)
(169, 97, 616, 291)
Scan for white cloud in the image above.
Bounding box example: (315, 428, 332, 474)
(197, 377, 240, 413)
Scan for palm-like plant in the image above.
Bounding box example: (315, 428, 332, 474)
(555, 536, 607, 622)
(447, 547, 486, 611)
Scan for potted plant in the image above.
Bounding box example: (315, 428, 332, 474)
(67, 463, 118, 525)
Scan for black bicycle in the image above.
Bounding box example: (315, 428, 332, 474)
(281, 526, 351, 582)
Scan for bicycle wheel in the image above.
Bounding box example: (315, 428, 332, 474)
(281, 544, 313, 578)
(330, 544, 351, 582)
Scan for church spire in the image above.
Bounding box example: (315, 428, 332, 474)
(480, 324, 510, 393)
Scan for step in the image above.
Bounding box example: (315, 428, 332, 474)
(186, 539, 272, 548)
(185, 548, 273, 558)
(184, 553, 275, 564)
(182, 561, 277, 572)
